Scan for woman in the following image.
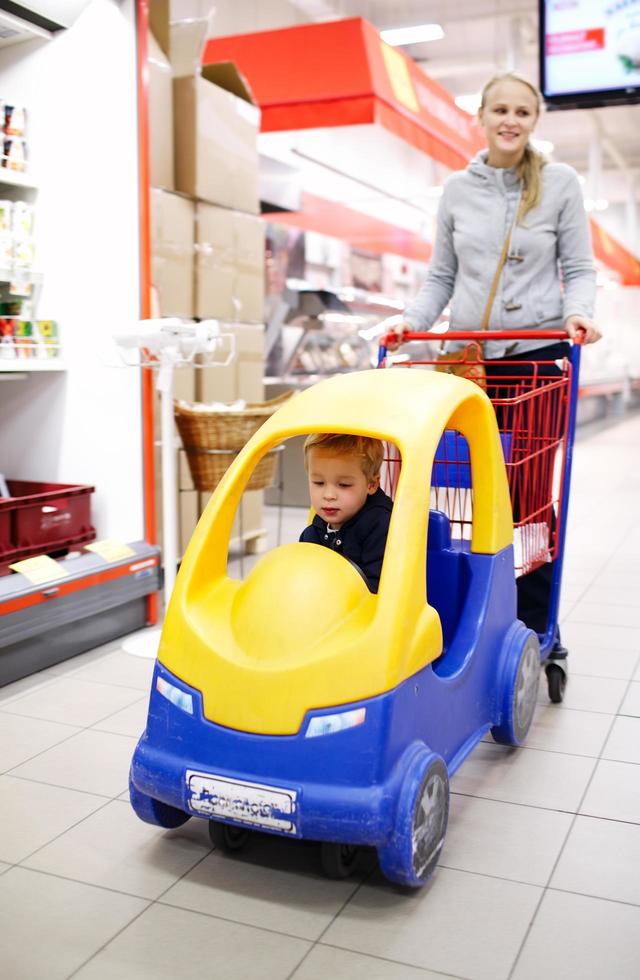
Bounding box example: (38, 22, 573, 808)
(393, 71, 601, 650)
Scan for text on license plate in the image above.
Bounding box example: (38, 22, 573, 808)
(185, 770, 298, 834)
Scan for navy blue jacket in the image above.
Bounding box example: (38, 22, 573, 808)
(299, 487, 393, 593)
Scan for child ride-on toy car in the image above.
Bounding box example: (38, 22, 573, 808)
(130, 368, 540, 887)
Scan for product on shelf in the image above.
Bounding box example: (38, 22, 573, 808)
(15, 319, 33, 357)
(0, 318, 59, 359)
(3, 136, 26, 172)
(37, 320, 59, 357)
(0, 317, 15, 358)
(3, 104, 26, 137)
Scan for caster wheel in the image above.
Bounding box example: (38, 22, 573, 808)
(321, 842, 359, 879)
(378, 752, 449, 888)
(492, 631, 540, 746)
(129, 776, 190, 829)
(546, 663, 567, 704)
(208, 820, 251, 852)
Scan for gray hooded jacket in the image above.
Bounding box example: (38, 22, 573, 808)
(404, 150, 596, 357)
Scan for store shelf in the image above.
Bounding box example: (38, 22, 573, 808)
(0, 170, 37, 190)
(0, 359, 66, 372)
(0, 268, 43, 287)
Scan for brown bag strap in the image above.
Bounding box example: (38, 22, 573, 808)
(480, 222, 515, 331)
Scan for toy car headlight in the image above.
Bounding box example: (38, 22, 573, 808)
(305, 707, 366, 738)
(156, 676, 193, 715)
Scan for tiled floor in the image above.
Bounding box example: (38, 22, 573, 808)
(1, 412, 639, 980)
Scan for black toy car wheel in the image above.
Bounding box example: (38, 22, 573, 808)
(208, 820, 251, 852)
(321, 842, 360, 879)
(546, 663, 567, 704)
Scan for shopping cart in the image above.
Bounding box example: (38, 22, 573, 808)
(378, 329, 582, 704)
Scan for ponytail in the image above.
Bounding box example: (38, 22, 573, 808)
(517, 143, 547, 221)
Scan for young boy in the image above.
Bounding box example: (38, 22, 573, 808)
(300, 433, 393, 594)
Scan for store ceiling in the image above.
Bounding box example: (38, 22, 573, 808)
(284, 0, 640, 201)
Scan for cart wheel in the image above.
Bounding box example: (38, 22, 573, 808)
(492, 631, 540, 746)
(208, 820, 251, 852)
(320, 842, 360, 879)
(546, 663, 567, 704)
(129, 777, 190, 829)
(378, 752, 449, 888)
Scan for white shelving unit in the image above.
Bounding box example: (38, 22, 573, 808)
(0, 169, 37, 191)
(0, 359, 65, 372)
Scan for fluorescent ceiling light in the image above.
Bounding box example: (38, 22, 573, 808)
(455, 93, 481, 115)
(531, 138, 555, 155)
(381, 23, 444, 46)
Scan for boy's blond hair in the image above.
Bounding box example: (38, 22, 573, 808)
(303, 433, 384, 482)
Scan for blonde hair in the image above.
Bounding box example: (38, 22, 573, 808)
(480, 71, 546, 220)
(303, 433, 384, 482)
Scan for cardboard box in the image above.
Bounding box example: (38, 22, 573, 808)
(151, 189, 194, 317)
(195, 204, 265, 322)
(173, 63, 260, 214)
(196, 322, 264, 404)
(148, 32, 174, 190)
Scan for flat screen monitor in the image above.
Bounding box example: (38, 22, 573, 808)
(539, 0, 640, 109)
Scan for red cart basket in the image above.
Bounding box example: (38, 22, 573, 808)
(381, 328, 583, 705)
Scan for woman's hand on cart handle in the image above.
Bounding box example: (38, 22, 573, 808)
(383, 321, 412, 351)
(564, 315, 601, 345)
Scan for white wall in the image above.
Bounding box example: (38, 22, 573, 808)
(0, 0, 145, 542)
(208, 0, 310, 36)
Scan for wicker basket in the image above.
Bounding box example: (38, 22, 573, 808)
(174, 391, 293, 492)
(174, 390, 293, 452)
(183, 447, 278, 492)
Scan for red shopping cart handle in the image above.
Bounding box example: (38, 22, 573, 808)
(381, 328, 585, 347)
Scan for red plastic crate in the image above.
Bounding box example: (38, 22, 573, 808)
(0, 480, 96, 557)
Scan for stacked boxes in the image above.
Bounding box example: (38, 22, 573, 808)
(148, 13, 266, 557)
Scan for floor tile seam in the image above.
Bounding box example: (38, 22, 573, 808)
(9, 794, 116, 867)
(314, 939, 474, 980)
(477, 740, 611, 762)
(2, 771, 119, 800)
(449, 791, 581, 816)
(64, 898, 154, 980)
(0, 703, 125, 775)
(478, 739, 608, 759)
(0, 676, 61, 707)
(553, 667, 639, 682)
(507, 700, 627, 978)
(62, 843, 220, 980)
(154, 893, 321, 944)
(85, 696, 149, 731)
(63, 676, 153, 693)
(546, 883, 640, 911)
(504, 829, 574, 980)
(284, 874, 369, 980)
(436, 860, 549, 890)
(10, 860, 162, 904)
(533, 701, 625, 716)
(0, 702, 145, 730)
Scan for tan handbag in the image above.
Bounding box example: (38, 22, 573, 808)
(436, 223, 515, 387)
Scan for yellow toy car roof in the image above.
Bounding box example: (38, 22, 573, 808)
(159, 369, 513, 735)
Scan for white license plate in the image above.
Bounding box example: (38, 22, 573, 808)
(185, 770, 298, 835)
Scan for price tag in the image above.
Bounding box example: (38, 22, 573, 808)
(9, 554, 69, 585)
(85, 539, 136, 563)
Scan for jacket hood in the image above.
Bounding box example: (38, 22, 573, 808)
(467, 150, 521, 189)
